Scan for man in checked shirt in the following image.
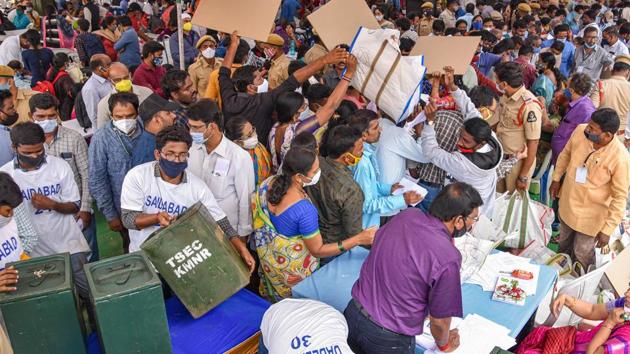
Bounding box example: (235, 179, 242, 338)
(28, 93, 96, 260)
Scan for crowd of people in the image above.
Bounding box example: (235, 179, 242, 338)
(0, 0, 629, 352)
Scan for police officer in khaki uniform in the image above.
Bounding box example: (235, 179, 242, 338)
(263, 34, 291, 90)
(418, 2, 435, 36)
(590, 54, 630, 145)
(489, 62, 544, 192)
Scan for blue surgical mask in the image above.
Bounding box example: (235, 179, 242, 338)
(472, 22, 483, 30)
(159, 158, 188, 178)
(190, 132, 207, 144)
(584, 42, 596, 49)
(0, 83, 10, 91)
(563, 88, 572, 100)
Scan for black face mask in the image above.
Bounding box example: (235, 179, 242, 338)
(1, 112, 18, 127)
(18, 152, 46, 169)
(452, 216, 472, 238)
(452, 225, 468, 238)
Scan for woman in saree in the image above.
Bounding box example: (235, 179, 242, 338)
(531, 52, 563, 111)
(252, 146, 375, 302)
(517, 287, 630, 354)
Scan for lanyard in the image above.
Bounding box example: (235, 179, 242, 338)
(112, 123, 131, 156)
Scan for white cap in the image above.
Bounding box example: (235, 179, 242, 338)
(181, 12, 191, 20)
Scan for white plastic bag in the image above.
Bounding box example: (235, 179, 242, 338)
(349, 28, 426, 122)
(492, 191, 554, 249)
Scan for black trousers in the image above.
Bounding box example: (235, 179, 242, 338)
(344, 299, 415, 354)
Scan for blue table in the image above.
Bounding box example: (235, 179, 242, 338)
(88, 288, 270, 354)
(292, 248, 558, 352)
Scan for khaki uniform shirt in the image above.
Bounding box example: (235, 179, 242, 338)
(491, 86, 543, 155)
(304, 43, 328, 64)
(439, 9, 457, 29)
(418, 18, 435, 36)
(188, 57, 220, 98)
(14, 88, 37, 126)
(268, 54, 291, 90)
(590, 75, 630, 130)
(553, 124, 630, 237)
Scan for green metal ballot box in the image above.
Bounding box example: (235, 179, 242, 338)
(141, 202, 250, 319)
(0, 253, 86, 354)
(85, 251, 172, 354)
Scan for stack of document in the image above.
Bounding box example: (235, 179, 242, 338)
(466, 252, 540, 295)
(454, 234, 497, 282)
(417, 314, 516, 353)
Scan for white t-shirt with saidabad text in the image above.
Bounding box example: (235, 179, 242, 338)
(0, 156, 89, 257)
(120, 161, 227, 252)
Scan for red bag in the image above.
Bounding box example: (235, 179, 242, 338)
(32, 71, 69, 98)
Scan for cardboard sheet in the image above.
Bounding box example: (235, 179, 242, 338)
(191, 0, 281, 42)
(410, 36, 481, 75)
(604, 246, 630, 296)
(307, 0, 380, 49)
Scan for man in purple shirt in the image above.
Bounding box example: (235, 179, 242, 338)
(551, 73, 595, 163)
(345, 182, 483, 354)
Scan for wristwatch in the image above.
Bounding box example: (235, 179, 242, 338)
(517, 176, 529, 183)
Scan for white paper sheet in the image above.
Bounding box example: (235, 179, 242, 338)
(466, 252, 540, 295)
(418, 314, 516, 354)
(392, 177, 428, 197)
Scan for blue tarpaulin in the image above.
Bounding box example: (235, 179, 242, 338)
(88, 288, 270, 354)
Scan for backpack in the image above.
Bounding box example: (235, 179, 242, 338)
(74, 91, 93, 129)
(32, 71, 69, 97)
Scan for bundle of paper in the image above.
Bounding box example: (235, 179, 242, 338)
(454, 233, 500, 282)
(418, 314, 516, 353)
(466, 252, 540, 295)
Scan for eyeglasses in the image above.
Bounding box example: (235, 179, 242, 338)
(161, 152, 189, 162)
(464, 214, 480, 223)
(242, 126, 257, 139)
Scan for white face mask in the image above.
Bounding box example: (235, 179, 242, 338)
(375, 15, 384, 21)
(257, 79, 269, 93)
(303, 169, 321, 187)
(113, 118, 137, 134)
(201, 47, 215, 59)
(0, 214, 11, 228)
(242, 134, 258, 149)
(35, 119, 58, 134)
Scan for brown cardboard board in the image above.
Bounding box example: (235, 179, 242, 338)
(191, 0, 282, 42)
(604, 246, 630, 296)
(307, 0, 380, 50)
(410, 36, 481, 75)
